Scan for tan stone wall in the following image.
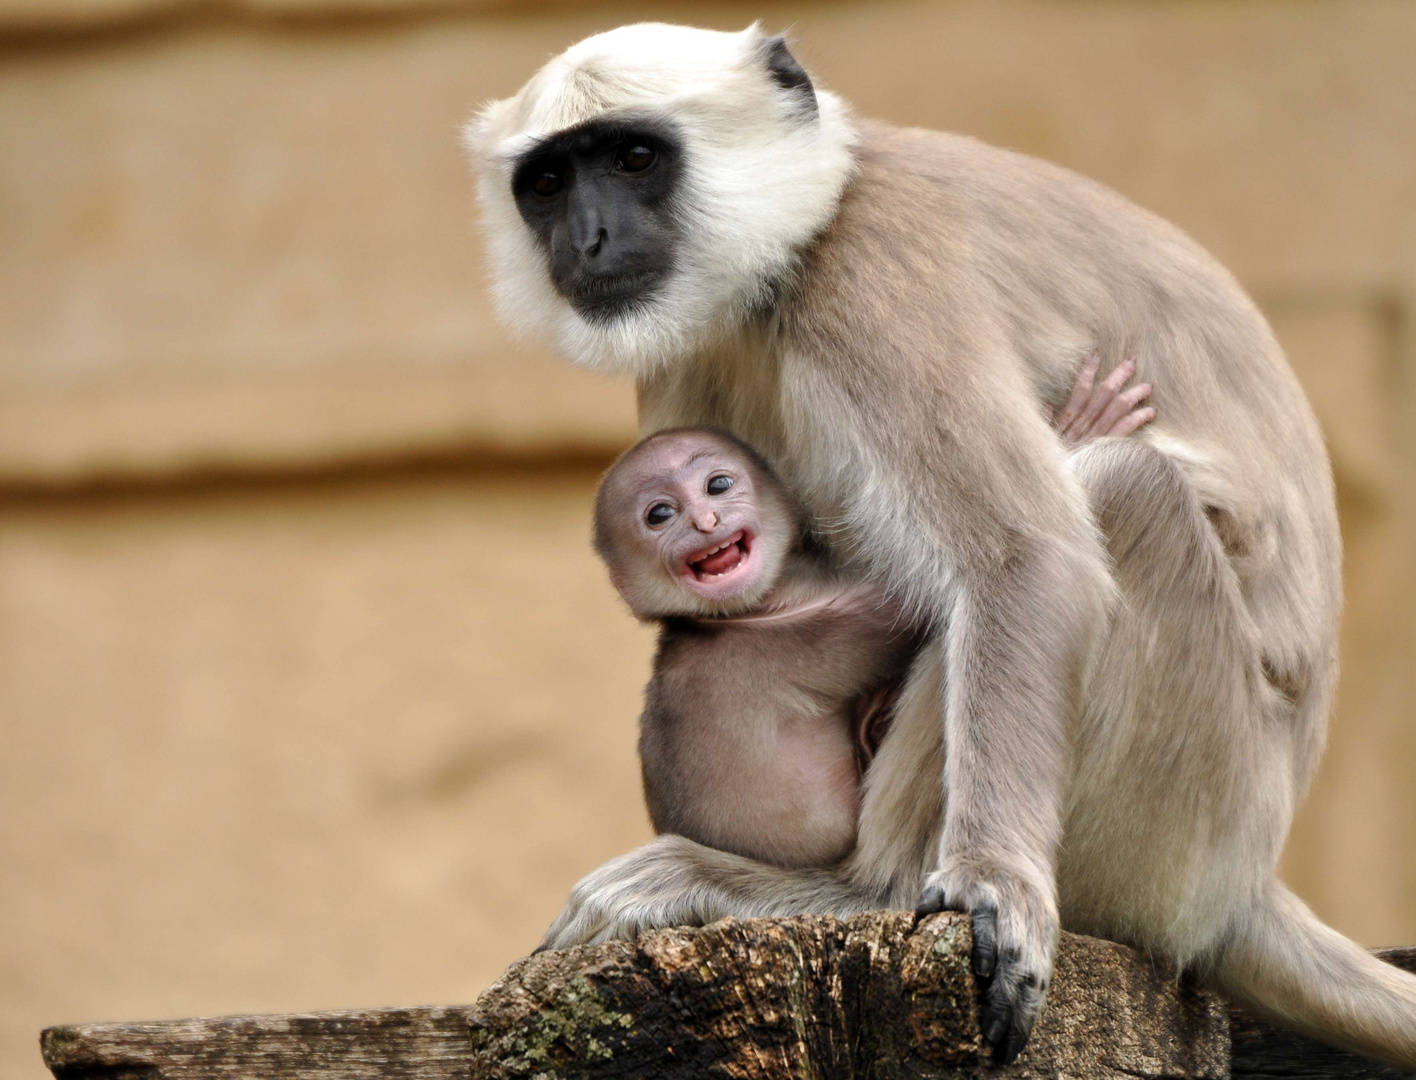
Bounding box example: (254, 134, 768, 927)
(2, 2, 1414, 1076)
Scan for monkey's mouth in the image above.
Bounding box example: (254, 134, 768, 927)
(684, 531, 751, 583)
(565, 270, 666, 320)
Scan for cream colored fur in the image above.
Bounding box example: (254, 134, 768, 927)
(466, 23, 857, 375)
(470, 23, 1416, 1069)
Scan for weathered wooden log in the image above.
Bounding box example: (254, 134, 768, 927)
(40, 1006, 474, 1080)
(469, 912, 1225, 1079)
(39, 913, 1416, 1079)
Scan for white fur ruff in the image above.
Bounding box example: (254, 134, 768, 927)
(464, 23, 858, 376)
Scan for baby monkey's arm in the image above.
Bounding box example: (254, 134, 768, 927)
(1047, 355, 1155, 445)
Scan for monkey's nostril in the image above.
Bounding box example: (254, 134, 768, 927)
(566, 221, 606, 258)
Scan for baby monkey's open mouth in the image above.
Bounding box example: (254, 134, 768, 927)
(685, 530, 751, 581)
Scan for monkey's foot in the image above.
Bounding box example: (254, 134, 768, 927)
(916, 860, 1058, 1064)
(541, 835, 751, 950)
(541, 844, 686, 949)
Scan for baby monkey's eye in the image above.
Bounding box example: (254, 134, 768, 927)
(706, 475, 733, 496)
(645, 503, 675, 526)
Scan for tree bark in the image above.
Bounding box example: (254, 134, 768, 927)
(469, 912, 1225, 1080)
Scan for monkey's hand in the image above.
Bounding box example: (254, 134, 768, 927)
(539, 835, 730, 951)
(1048, 354, 1155, 446)
(916, 857, 1059, 1065)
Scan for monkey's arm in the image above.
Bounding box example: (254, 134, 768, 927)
(540, 834, 882, 950)
(783, 315, 1115, 1064)
(910, 527, 1107, 1061)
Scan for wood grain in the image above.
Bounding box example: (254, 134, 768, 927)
(42, 1005, 472, 1080)
(39, 918, 1416, 1079)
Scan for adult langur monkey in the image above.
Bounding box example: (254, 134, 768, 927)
(466, 23, 1416, 1067)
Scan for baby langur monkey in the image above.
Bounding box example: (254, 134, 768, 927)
(588, 357, 1153, 877)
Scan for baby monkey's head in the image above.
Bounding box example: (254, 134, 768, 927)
(594, 428, 801, 619)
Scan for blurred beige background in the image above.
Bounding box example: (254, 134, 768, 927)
(2, 1, 1415, 1076)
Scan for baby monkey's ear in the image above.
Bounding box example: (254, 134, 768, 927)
(761, 35, 817, 116)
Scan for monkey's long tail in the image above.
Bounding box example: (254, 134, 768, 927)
(1213, 881, 1416, 1071)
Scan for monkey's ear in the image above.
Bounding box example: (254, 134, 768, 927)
(762, 35, 817, 116)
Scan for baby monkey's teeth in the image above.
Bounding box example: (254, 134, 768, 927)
(688, 531, 747, 581)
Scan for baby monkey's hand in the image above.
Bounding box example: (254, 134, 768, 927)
(1048, 355, 1154, 445)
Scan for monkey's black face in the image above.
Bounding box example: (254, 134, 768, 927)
(512, 119, 682, 321)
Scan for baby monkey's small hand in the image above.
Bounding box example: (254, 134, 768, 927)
(1048, 355, 1155, 445)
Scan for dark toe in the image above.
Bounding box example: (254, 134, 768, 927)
(970, 901, 999, 979)
(999, 1020, 1029, 1065)
(914, 883, 947, 916)
(979, 952, 1040, 1064)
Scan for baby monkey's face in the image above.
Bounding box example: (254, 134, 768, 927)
(597, 431, 796, 619)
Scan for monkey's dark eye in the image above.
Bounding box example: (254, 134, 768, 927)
(616, 145, 656, 173)
(532, 170, 564, 197)
(645, 503, 675, 526)
(706, 475, 733, 496)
